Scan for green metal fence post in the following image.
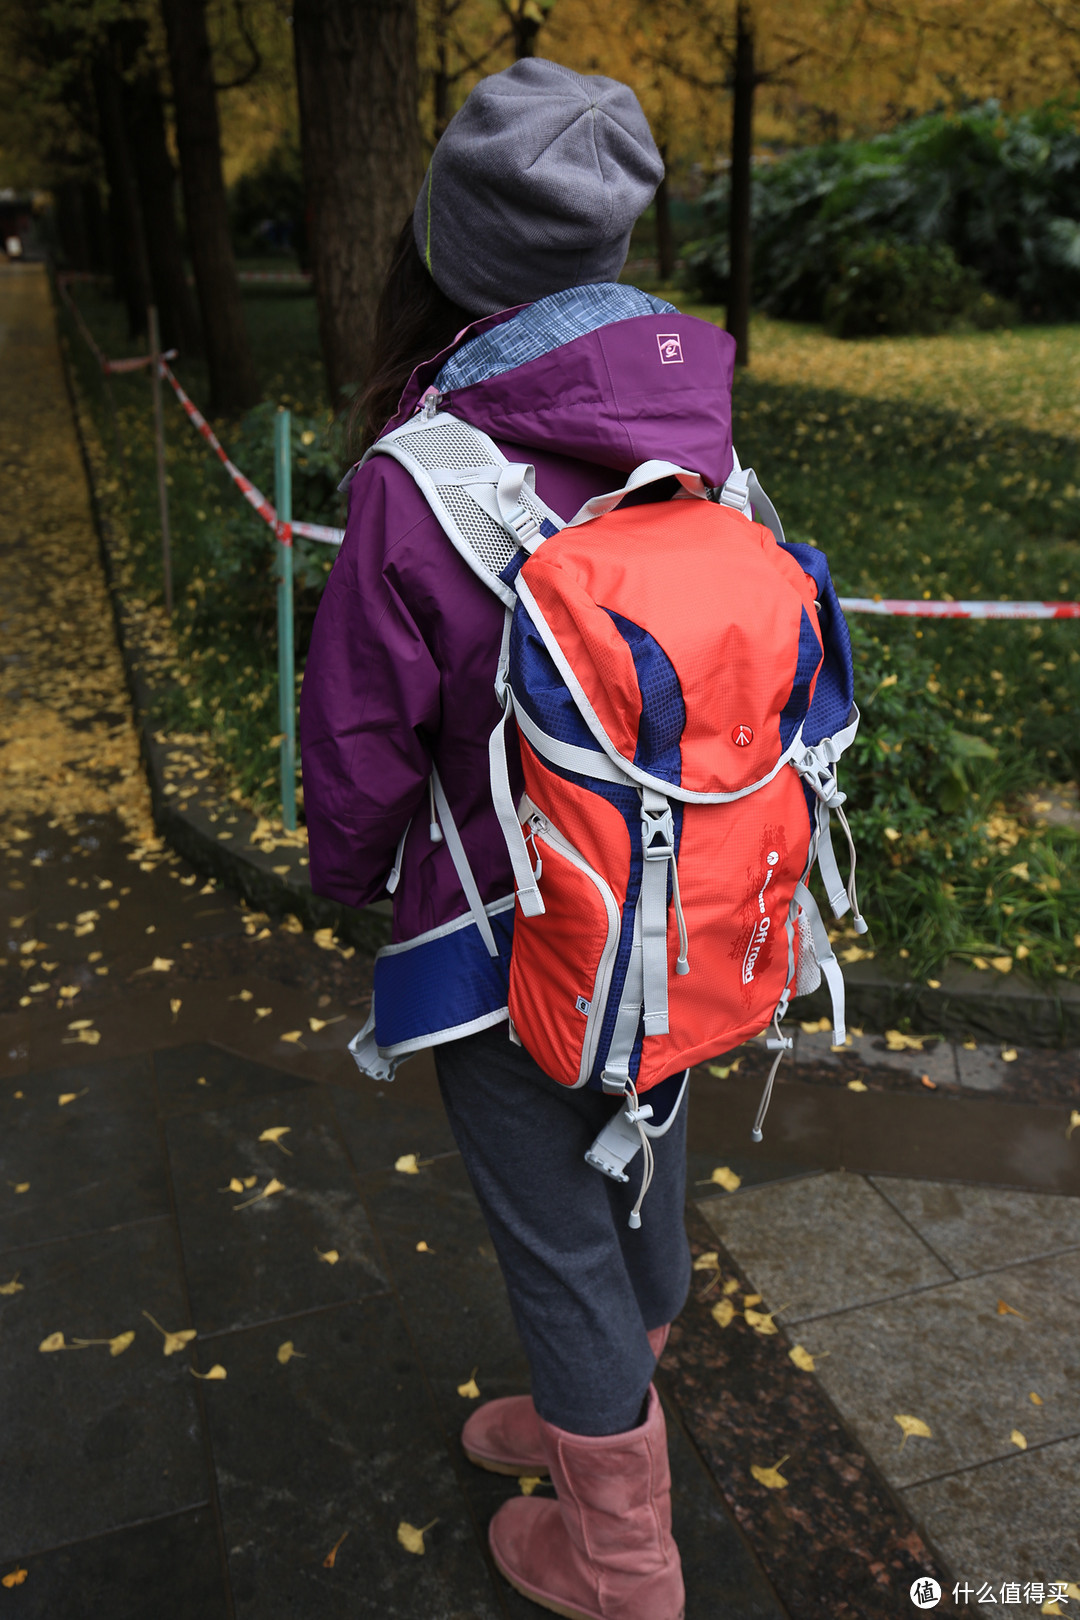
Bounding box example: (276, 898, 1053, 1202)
(274, 408, 297, 831)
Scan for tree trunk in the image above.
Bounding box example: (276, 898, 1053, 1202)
(726, 0, 755, 366)
(92, 51, 151, 338)
(509, 0, 549, 59)
(655, 147, 675, 282)
(126, 64, 203, 357)
(293, 0, 422, 408)
(159, 0, 259, 412)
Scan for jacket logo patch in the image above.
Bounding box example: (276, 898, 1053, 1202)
(656, 333, 684, 365)
(732, 724, 754, 747)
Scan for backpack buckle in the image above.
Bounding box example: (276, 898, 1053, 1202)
(641, 803, 675, 860)
(505, 503, 540, 546)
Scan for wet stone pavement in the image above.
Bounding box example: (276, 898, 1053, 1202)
(3, 262, 1080, 1617)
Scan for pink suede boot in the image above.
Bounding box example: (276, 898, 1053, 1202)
(488, 1385, 685, 1620)
(462, 1326, 670, 1479)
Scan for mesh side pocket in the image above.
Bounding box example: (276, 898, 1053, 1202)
(796, 906, 821, 996)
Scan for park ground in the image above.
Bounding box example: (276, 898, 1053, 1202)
(2, 261, 1079, 1617)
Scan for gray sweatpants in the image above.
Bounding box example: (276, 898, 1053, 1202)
(434, 1023, 692, 1436)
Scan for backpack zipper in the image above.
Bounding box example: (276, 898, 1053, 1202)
(524, 807, 621, 1085)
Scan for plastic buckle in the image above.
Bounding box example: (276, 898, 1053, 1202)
(641, 805, 675, 861)
(506, 504, 540, 544)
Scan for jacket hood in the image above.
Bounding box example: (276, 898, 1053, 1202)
(387, 284, 737, 490)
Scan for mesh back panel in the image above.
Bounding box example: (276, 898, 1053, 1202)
(439, 486, 519, 576)
(404, 422, 495, 470)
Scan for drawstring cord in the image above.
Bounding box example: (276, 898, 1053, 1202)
(625, 1079, 655, 1230)
(428, 776, 443, 843)
(670, 855, 690, 975)
(833, 802, 867, 934)
(750, 1009, 793, 1143)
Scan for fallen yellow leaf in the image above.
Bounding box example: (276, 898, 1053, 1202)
(1001, 1048, 1018, 1062)
(258, 1126, 293, 1153)
(190, 1364, 227, 1380)
(39, 1332, 67, 1352)
(322, 1530, 348, 1569)
(395, 1153, 420, 1175)
(1030, 1391, 1043, 1405)
(0, 1275, 24, 1295)
(13, 1183, 29, 1194)
(692, 1251, 720, 1272)
(706, 1060, 741, 1078)
(309, 1015, 344, 1032)
(279, 1031, 303, 1044)
(1010, 1429, 1027, 1449)
(743, 1294, 762, 1306)
(226, 1178, 244, 1194)
(997, 1299, 1028, 1319)
(233, 1177, 285, 1209)
(142, 1312, 197, 1355)
(276, 1341, 305, 1364)
(709, 1166, 741, 1192)
(1, 1569, 28, 1588)
(847, 1079, 868, 1092)
(61, 1027, 100, 1046)
(313, 928, 336, 951)
(170, 999, 181, 1020)
(722, 1277, 740, 1296)
(518, 1476, 543, 1496)
(71, 1331, 136, 1356)
(789, 1345, 816, 1371)
(895, 1414, 932, 1449)
(148, 957, 174, 972)
(745, 1307, 779, 1335)
(58, 1091, 88, 1106)
(317, 1248, 340, 1265)
(990, 957, 1013, 974)
(1066, 1110, 1080, 1140)
(884, 1029, 925, 1051)
(415, 1241, 432, 1254)
(750, 1455, 789, 1489)
(457, 1368, 481, 1399)
(242, 1176, 257, 1188)
(711, 1298, 735, 1328)
(397, 1519, 437, 1556)
(254, 1007, 271, 1020)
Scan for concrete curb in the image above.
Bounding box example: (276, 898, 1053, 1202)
(55, 291, 1076, 1045)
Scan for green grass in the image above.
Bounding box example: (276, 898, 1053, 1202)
(58, 278, 1080, 983)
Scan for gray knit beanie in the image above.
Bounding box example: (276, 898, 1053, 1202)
(414, 59, 664, 316)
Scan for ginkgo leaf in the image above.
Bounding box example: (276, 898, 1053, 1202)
(415, 1242, 432, 1254)
(316, 1248, 340, 1265)
(170, 999, 181, 1019)
(751, 1456, 789, 1489)
(709, 1166, 741, 1192)
(61, 1027, 100, 1045)
(109, 1331, 135, 1356)
(1030, 1391, 1043, 1405)
(231, 990, 254, 1002)
(309, 1016, 344, 1032)
(745, 1308, 779, 1335)
(243, 1176, 257, 1188)
(254, 1007, 271, 1020)
(801, 1017, 831, 1033)
(1010, 1429, 1027, 1449)
(148, 958, 174, 972)
(395, 1154, 420, 1175)
(519, 1476, 543, 1496)
(847, 1079, 868, 1092)
(259, 1127, 293, 1153)
(884, 1029, 925, 1051)
(997, 1299, 1027, 1319)
(322, 1531, 349, 1569)
(0, 1275, 24, 1295)
(397, 1520, 437, 1555)
(1066, 1110, 1080, 1141)
(276, 1341, 305, 1364)
(895, 1414, 932, 1448)
(279, 1031, 303, 1044)
(789, 1345, 816, 1371)
(722, 1277, 741, 1296)
(39, 1332, 67, 1352)
(711, 1298, 735, 1328)
(706, 1060, 741, 1079)
(457, 1368, 481, 1399)
(226, 1178, 244, 1193)
(142, 1311, 197, 1355)
(190, 1364, 227, 1380)
(743, 1294, 762, 1306)
(233, 1178, 285, 1209)
(692, 1251, 720, 1271)
(1, 1569, 28, 1588)
(13, 1183, 29, 1194)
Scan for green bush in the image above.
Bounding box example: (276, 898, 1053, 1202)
(682, 100, 1080, 324)
(822, 238, 1013, 338)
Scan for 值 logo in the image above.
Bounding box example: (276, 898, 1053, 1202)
(732, 724, 754, 747)
(656, 333, 683, 364)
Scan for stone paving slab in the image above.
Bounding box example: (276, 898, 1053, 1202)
(870, 1176, 1080, 1276)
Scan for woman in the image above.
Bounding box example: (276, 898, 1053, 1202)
(302, 58, 736, 1620)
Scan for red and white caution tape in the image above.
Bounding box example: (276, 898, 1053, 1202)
(159, 363, 343, 545)
(840, 597, 1080, 621)
(56, 274, 176, 376)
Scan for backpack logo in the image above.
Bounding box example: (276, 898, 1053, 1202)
(656, 333, 683, 365)
(732, 724, 754, 747)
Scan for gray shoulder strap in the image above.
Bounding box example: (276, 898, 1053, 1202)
(365, 410, 564, 609)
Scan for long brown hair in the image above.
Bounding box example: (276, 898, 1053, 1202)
(351, 215, 472, 455)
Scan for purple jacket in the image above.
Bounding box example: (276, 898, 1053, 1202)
(300, 298, 735, 957)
